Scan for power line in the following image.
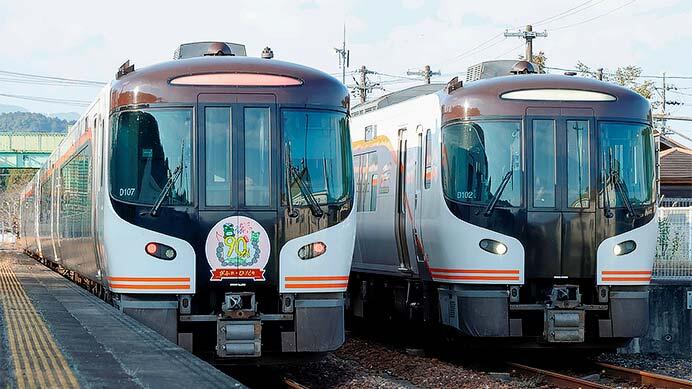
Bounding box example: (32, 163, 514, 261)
(0, 93, 91, 107)
(0, 69, 105, 86)
(551, 0, 637, 31)
(546, 65, 692, 80)
(532, 0, 607, 27)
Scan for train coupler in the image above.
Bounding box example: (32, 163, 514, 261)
(216, 292, 262, 357)
(544, 310, 585, 343)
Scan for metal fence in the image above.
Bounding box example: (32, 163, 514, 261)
(654, 198, 692, 280)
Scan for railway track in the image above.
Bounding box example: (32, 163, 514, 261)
(509, 361, 692, 389)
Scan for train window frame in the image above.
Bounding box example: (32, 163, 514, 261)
(281, 108, 354, 207)
(108, 106, 194, 208)
(566, 119, 591, 209)
(204, 106, 234, 207)
(440, 119, 523, 208)
(243, 106, 272, 208)
(597, 120, 656, 209)
(354, 151, 378, 212)
(531, 119, 557, 209)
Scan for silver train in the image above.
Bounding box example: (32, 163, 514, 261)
(348, 61, 657, 348)
(19, 42, 356, 360)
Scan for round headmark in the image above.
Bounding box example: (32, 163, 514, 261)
(205, 216, 271, 281)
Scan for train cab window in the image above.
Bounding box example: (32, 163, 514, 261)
(599, 122, 655, 208)
(566, 120, 590, 208)
(205, 107, 233, 206)
(282, 110, 353, 206)
(110, 109, 192, 206)
(441, 121, 522, 207)
(244, 107, 271, 206)
(532, 120, 556, 208)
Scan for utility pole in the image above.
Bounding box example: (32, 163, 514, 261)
(597, 68, 604, 81)
(352, 65, 380, 103)
(504, 24, 547, 63)
(407, 65, 441, 84)
(334, 24, 350, 84)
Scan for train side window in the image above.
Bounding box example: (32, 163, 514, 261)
(205, 107, 233, 206)
(354, 151, 377, 212)
(532, 120, 556, 208)
(365, 125, 376, 141)
(368, 152, 378, 211)
(244, 107, 271, 206)
(424, 129, 432, 189)
(567, 120, 590, 208)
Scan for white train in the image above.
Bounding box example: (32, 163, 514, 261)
(20, 42, 356, 359)
(348, 61, 657, 348)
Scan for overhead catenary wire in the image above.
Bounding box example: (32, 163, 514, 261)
(551, 0, 638, 31)
(0, 92, 91, 107)
(0, 69, 106, 86)
(531, 0, 607, 27)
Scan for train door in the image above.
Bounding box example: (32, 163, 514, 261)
(526, 112, 596, 278)
(50, 174, 60, 261)
(198, 94, 278, 291)
(413, 125, 424, 262)
(395, 128, 412, 272)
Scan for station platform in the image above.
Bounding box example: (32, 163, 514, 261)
(0, 251, 244, 388)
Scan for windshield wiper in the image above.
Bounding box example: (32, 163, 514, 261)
(149, 140, 184, 217)
(149, 164, 183, 217)
(601, 165, 614, 218)
(285, 144, 324, 218)
(483, 170, 514, 217)
(610, 170, 640, 218)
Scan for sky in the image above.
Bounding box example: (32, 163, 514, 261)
(0, 0, 691, 145)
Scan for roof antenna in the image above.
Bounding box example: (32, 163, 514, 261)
(261, 47, 274, 59)
(116, 60, 135, 79)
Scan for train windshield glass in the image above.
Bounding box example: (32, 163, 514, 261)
(599, 122, 655, 207)
(110, 109, 193, 206)
(282, 110, 353, 205)
(442, 121, 522, 207)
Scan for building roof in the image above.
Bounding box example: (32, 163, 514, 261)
(660, 147, 692, 184)
(659, 133, 690, 151)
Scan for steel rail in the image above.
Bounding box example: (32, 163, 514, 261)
(595, 362, 692, 389)
(508, 362, 609, 389)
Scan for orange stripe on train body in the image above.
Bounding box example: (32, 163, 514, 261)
(284, 283, 349, 289)
(284, 276, 349, 281)
(429, 268, 520, 274)
(109, 283, 190, 290)
(106, 276, 191, 282)
(601, 270, 652, 275)
(432, 275, 521, 281)
(601, 277, 652, 282)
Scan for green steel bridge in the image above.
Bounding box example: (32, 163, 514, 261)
(0, 132, 64, 169)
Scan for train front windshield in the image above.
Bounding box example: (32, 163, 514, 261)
(282, 110, 353, 205)
(599, 122, 655, 207)
(441, 121, 522, 207)
(110, 109, 193, 205)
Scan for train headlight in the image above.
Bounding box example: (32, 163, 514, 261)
(145, 242, 177, 260)
(613, 240, 636, 256)
(298, 242, 327, 260)
(479, 239, 507, 255)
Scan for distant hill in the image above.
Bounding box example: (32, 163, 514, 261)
(0, 112, 72, 133)
(48, 112, 80, 122)
(0, 104, 28, 114)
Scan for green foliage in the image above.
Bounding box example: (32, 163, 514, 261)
(575, 61, 658, 107)
(0, 112, 74, 133)
(656, 216, 682, 261)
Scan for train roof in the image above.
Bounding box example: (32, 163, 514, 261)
(442, 74, 651, 123)
(351, 83, 445, 117)
(110, 56, 348, 111)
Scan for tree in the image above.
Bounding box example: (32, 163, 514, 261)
(518, 51, 547, 73)
(0, 168, 36, 236)
(575, 62, 659, 108)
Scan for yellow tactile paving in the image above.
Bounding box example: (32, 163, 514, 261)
(0, 258, 80, 389)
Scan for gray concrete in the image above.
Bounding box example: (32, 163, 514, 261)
(633, 281, 692, 356)
(0, 251, 245, 388)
